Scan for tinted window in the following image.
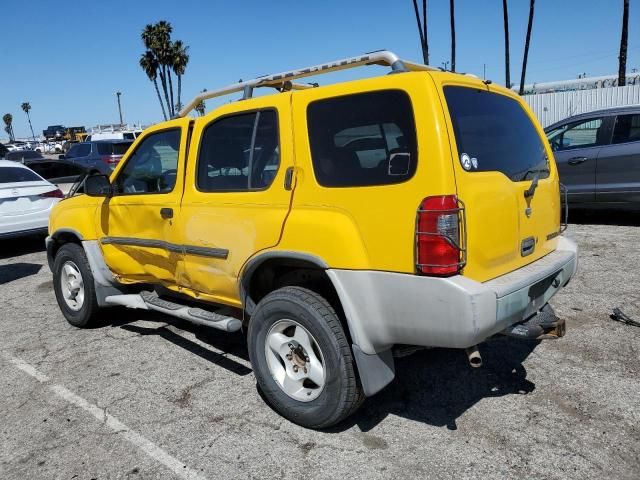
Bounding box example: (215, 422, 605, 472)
(612, 114, 640, 144)
(197, 110, 280, 191)
(96, 142, 132, 155)
(445, 86, 548, 181)
(547, 117, 607, 151)
(6, 151, 43, 160)
(29, 162, 86, 179)
(67, 143, 91, 158)
(0, 167, 42, 183)
(114, 129, 180, 194)
(307, 90, 417, 187)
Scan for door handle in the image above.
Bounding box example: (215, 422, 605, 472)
(568, 156, 587, 165)
(160, 207, 173, 219)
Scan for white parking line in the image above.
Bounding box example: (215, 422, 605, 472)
(6, 355, 207, 480)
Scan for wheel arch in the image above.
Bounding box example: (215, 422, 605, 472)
(46, 228, 84, 271)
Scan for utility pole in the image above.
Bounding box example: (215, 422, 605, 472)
(116, 91, 123, 126)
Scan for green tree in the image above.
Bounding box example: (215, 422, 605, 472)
(21, 102, 36, 141)
(171, 40, 190, 113)
(3, 113, 14, 142)
(140, 21, 189, 118)
(618, 0, 630, 86)
(195, 89, 207, 117)
(411, 0, 429, 64)
(140, 50, 168, 120)
(502, 0, 511, 88)
(518, 0, 535, 95)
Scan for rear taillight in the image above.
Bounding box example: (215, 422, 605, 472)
(416, 195, 463, 276)
(102, 155, 121, 165)
(40, 189, 64, 199)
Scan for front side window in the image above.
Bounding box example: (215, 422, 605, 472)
(114, 129, 181, 195)
(307, 90, 417, 187)
(197, 110, 280, 191)
(546, 117, 606, 151)
(612, 114, 640, 144)
(66, 143, 91, 158)
(445, 86, 548, 181)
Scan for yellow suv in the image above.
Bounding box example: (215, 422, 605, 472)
(47, 51, 578, 428)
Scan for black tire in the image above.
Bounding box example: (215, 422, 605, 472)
(52, 243, 100, 328)
(248, 286, 364, 429)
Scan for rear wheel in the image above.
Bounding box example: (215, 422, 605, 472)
(53, 243, 100, 327)
(248, 286, 363, 429)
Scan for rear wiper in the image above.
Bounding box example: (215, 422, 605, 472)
(523, 167, 550, 199)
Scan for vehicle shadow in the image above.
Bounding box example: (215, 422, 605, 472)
(569, 209, 640, 226)
(0, 262, 43, 284)
(0, 236, 47, 260)
(96, 307, 252, 376)
(333, 337, 539, 433)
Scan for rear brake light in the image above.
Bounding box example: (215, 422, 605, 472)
(40, 189, 64, 199)
(102, 155, 121, 165)
(416, 195, 463, 276)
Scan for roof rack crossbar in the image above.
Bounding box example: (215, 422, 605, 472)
(177, 50, 437, 117)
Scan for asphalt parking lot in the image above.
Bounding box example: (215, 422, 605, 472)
(1, 215, 639, 479)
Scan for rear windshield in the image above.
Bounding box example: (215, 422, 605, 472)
(444, 86, 548, 181)
(0, 167, 42, 183)
(6, 151, 42, 160)
(96, 142, 131, 155)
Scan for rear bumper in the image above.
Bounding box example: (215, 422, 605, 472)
(328, 236, 578, 356)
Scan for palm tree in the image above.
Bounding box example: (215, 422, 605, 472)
(140, 51, 168, 120)
(411, 0, 429, 64)
(618, 0, 630, 86)
(21, 102, 36, 141)
(449, 0, 456, 72)
(195, 89, 207, 117)
(518, 0, 535, 95)
(502, 0, 511, 88)
(142, 21, 173, 117)
(3, 113, 15, 142)
(171, 40, 190, 112)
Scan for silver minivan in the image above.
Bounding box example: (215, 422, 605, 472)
(546, 106, 640, 209)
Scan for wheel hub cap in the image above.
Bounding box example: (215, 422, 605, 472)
(265, 319, 326, 402)
(60, 261, 85, 311)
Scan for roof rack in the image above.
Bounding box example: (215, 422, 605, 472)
(177, 50, 438, 117)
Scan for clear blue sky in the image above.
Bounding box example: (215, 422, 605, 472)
(1, 0, 638, 139)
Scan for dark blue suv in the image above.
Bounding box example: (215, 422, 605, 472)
(60, 140, 133, 174)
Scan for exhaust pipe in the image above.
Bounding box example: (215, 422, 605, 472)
(465, 345, 482, 368)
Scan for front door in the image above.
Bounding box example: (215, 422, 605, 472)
(596, 112, 640, 205)
(176, 94, 294, 307)
(548, 115, 612, 204)
(97, 119, 190, 285)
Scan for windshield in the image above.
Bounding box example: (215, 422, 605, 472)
(444, 86, 549, 181)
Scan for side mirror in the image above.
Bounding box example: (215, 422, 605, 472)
(85, 174, 112, 197)
(58, 154, 66, 160)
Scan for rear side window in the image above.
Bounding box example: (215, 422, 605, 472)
(444, 86, 548, 181)
(307, 90, 417, 187)
(197, 110, 280, 191)
(0, 167, 42, 183)
(96, 142, 131, 155)
(612, 114, 640, 144)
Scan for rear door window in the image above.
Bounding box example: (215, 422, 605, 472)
(612, 114, 640, 144)
(444, 86, 548, 181)
(307, 90, 417, 187)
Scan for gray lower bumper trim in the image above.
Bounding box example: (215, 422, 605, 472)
(352, 345, 395, 397)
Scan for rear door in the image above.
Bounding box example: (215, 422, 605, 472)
(176, 94, 294, 307)
(546, 115, 612, 203)
(439, 81, 560, 282)
(595, 112, 640, 205)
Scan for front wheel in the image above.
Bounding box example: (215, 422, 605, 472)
(53, 243, 100, 327)
(248, 286, 363, 429)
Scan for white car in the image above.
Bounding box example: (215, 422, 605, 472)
(0, 160, 63, 239)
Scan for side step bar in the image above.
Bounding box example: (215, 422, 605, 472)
(501, 304, 566, 340)
(105, 291, 242, 332)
